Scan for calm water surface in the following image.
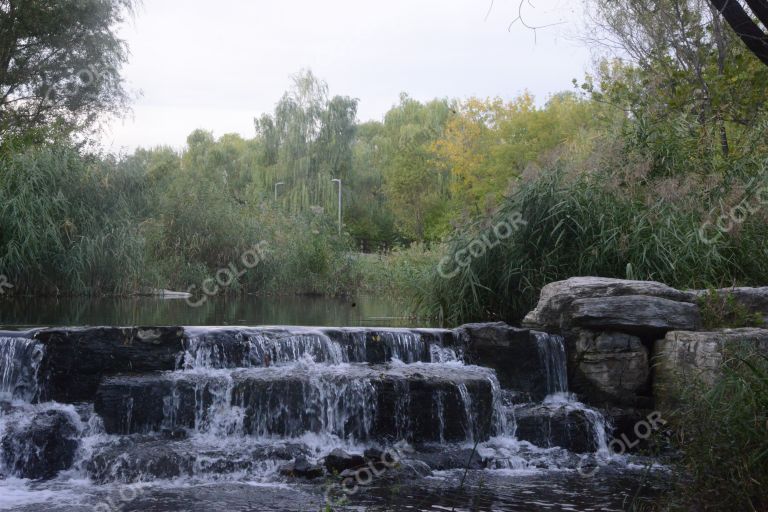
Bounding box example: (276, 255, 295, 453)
(0, 294, 435, 328)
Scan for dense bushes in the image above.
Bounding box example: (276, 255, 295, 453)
(0, 141, 362, 297)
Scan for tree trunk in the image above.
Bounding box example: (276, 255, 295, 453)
(708, 0, 768, 67)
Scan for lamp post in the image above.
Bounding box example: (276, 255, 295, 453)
(331, 178, 342, 235)
(274, 182, 284, 202)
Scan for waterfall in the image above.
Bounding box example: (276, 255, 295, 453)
(533, 332, 568, 395)
(0, 336, 45, 403)
(180, 327, 459, 369)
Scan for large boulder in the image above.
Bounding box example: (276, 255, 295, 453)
(653, 328, 768, 411)
(455, 322, 567, 399)
(523, 277, 696, 333)
(1, 406, 80, 480)
(35, 327, 185, 402)
(568, 330, 651, 407)
(571, 295, 701, 335)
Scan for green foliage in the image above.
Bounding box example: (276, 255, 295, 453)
(0, 143, 146, 294)
(0, 0, 134, 141)
(381, 94, 453, 241)
(668, 350, 768, 511)
(698, 289, 766, 329)
(418, 148, 768, 325)
(358, 243, 440, 300)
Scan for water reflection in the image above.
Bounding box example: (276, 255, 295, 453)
(0, 295, 432, 328)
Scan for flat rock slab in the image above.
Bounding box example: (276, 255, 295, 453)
(571, 295, 701, 335)
(689, 287, 768, 325)
(523, 277, 696, 332)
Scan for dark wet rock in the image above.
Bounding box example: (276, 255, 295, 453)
(568, 330, 651, 407)
(34, 326, 184, 402)
(1, 408, 80, 480)
(85, 438, 305, 483)
(514, 402, 604, 454)
(410, 447, 488, 470)
(86, 440, 194, 483)
(654, 328, 768, 411)
(522, 277, 696, 333)
(323, 449, 366, 474)
(455, 322, 564, 399)
(278, 456, 324, 479)
(571, 296, 701, 335)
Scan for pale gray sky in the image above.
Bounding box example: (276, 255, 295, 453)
(101, 0, 590, 152)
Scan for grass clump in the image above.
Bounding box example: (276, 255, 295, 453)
(665, 350, 768, 511)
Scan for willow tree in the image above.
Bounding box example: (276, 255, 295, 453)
(381, 94, 453, 242)
(253, 70, 358, 215)
(0, 0, 134, 143)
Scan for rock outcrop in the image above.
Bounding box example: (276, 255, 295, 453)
(523, 277, 696, 333)
(568, 330, 651, 407)
(653, 328, 768, 411)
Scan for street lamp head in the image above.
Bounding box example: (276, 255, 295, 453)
(276, 181, 285, 186)
(331, 178, 341, 184)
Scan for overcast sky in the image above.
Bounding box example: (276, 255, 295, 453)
(101, 0, 591, 152)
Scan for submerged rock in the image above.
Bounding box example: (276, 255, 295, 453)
(514, 399, 606, 454)
(323, 449, 366, 474)
(279, 456, 324, 479)
(410, 447, 488, 470)
(1, 407, 80, 480)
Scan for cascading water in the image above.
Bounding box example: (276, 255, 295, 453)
(0, 336, 45, 402)
(0, 325, 657, 512)
(533, 332, 568, 395)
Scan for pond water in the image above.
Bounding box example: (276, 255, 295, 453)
(0, 294, 433, 329)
